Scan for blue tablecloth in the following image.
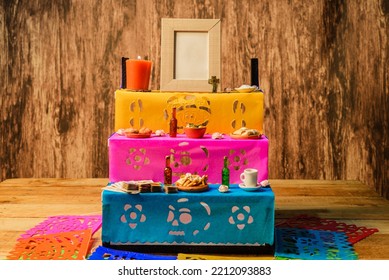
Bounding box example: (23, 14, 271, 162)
(102, 184, 274, 246)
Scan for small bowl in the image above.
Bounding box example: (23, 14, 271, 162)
(184, 127, 207, 138)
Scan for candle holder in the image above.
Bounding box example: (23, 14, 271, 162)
(126, 56, 152, 91)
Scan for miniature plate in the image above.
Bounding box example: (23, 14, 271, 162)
(235, 86, 256, 93)
(239, 183, 261, 192)
(230, 134, 261, 140)
(177, 184, 209, 193)
(125, 133, 152, 138)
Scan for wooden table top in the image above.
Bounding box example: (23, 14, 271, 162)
(0, 178, 388, 260)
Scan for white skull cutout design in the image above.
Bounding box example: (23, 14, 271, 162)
(167, 198, 211, 237)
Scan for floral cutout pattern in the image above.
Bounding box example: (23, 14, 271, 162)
(228, 206, 254, 230)
(125, 148, 150, 170)
(121, 204, 146, 229)
(228, 149, 249, 171)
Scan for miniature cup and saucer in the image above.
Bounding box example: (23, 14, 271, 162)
(238, 168, 261, 192)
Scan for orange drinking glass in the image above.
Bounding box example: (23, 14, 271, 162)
(126, 57, 152, 90)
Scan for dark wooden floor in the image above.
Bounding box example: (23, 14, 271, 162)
(0, 179, 388, 259)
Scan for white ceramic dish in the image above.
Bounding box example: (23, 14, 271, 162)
(238, 183, 261, 192)
(235, 86, 257, 93)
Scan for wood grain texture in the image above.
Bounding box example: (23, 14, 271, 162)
(0, 178, 388, 259)
(0, 1, 388, 198)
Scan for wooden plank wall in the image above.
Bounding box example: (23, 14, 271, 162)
(1, 0, 388, 198)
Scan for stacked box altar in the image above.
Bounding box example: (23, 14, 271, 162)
(102, 185, 274, 251)
(103, 90, 274, 253)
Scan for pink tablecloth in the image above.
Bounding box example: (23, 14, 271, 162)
(108, 133, 268, 184)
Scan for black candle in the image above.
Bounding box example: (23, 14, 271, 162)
(251, 58, 259, 87)
(121, 57, 129, 88)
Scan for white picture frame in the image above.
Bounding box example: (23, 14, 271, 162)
(160, 18, 221, 92)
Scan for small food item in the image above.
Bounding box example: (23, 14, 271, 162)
(139, 127, 152, 134)
(120, 180, 156, 192)
(186, 123, 205, 128)
(232, 127, 248, 135)
(212, 132, 223, 139)
(218, 185, 229, 193)
(232, 127, 261, 137)
(125, 127, 139, 134)
(245, 129, 260, 136)
(124, 182, 139, 191)
(124, 127, 152, 138)
(175, 173, 208, 192)
(175, 173, 198, 187)
(235, 85, 257, 93)
(106, 181, 140, 194)
(164, 185, 178, 194)
(150, 182, 162, 192)
(138, 181, 151, 193)
(260, 180, 270, 188)
(155, 129, 165, 136)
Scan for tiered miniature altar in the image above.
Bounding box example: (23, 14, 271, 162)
(102, 45, 274, 253)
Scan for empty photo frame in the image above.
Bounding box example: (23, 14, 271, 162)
(160, 18, 221, 92)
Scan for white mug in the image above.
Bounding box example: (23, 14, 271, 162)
(240, 168, 258, 187)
